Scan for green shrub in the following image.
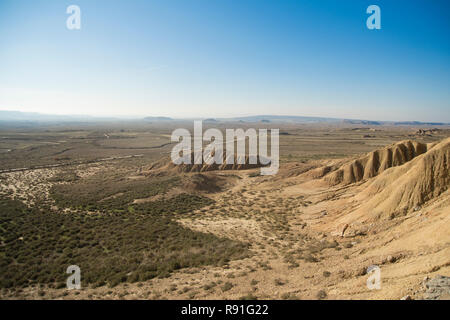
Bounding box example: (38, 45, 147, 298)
(221, 282, 233, 292)
(0, 197, 250, 289)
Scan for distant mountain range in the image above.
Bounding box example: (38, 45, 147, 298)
(0, 110, 448, 126)
(220, 115, 340, 123)
(143, 116, 173, 121)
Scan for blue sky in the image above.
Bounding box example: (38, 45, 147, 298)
(0, 0, 449, 121)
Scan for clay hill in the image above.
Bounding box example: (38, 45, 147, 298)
(144, 150, 268, 175)
(350, 137, 449, 220)
(309, 137, 449, 226)
(324, 140, 429, 186)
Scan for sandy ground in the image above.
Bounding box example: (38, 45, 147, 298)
(1, 157, 448, 300)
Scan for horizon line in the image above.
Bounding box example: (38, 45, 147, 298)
(0, 109, 449, 125)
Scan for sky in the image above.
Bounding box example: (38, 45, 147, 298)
(0, 0, 449, 121)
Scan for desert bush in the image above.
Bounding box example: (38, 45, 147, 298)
(317, 290, 327, 300)
(281, 292, 299, 300)
(0, 197, 250, 289)
(221, 282, 233, 292)
(50, 174, 180, 212)
(240, 293, 258, 300)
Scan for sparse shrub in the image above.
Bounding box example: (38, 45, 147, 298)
(221, 282, 233, 292)
(0, 197, 250, 289)
(303, 254, 319, 263)
(240, 293, 258, 300)
(317, 290, 327, 300)
(202, 282, 216, 290)
(281, 292, 299, 300)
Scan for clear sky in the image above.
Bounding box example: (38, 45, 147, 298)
(0, 0, 449, 121)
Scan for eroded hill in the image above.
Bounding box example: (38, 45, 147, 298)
(324, 140, 429, 186)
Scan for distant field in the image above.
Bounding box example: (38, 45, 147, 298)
(1, 122, 448, 170)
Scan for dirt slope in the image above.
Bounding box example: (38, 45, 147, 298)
(324, 140, 428, 186)
(144, 152, 267, 175)
(348, 137, 449, 221)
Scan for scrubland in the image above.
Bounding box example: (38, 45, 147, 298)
(1, 123, 449, 299)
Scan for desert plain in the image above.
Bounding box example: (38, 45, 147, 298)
(0, 121, 449, 300)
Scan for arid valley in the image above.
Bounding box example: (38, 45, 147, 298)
(1, 121, 449, 300)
